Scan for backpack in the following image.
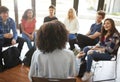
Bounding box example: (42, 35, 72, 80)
(22, 47, 36, 67)
(2, 46, 21, 69)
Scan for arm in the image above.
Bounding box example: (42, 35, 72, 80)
(88, 31, 101, 39)
(28, 51, 38, 82)
(73, 18, 79, 33)
(104, 35, 120, 53)
(86, 30, 91, 36)
(21, 24, 31, 37)
(69, 53, 78, 77)
(10, 18, 18, 40)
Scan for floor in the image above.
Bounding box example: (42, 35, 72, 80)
(0, 64, 82, 82)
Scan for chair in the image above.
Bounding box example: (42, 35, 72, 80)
(91, 47, 120, 81)
(32, 77, 76, 82)
(92, 60, 117, 81)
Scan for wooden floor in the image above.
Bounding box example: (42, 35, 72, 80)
(0, 64, 82, 82)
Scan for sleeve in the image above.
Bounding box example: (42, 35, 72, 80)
(0, 18, 4, 39)
(69, 52, 78, 77)
(74, 18, 79, 33)
(28, 51, 38, 82)
(43, 17, 47, 23)
(97, 24, 102, 32)
(0, 34, 4, 39)
(10, 18, 18, 40)
(105, 35, 120, 53)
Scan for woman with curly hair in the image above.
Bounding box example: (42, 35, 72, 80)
(29, 20, 77, 81)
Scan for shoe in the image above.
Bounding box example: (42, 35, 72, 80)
(0, 65, 4, 73)
(81, 72, 93, 81)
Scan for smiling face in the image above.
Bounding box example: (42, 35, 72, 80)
(49, 8, 55, 16)
(27, 10, 33, 19)
(103, 20, 112, 31)
(96, 14, 103, 23)
(0, 11, 9, 21)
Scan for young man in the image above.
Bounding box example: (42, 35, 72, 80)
(69, 10, 105, 51)
(0, 6, 24, 72)
(43, 5, 58, 23)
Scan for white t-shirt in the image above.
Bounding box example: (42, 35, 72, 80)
(64, 18, 79, 34)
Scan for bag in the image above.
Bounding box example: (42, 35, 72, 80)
(22, 47, 36, 67)
(77, 60, 86, 78)
(2, 46, 21, 69)
(92, 61, 116, 81)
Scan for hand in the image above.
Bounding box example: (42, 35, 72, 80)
(11, 39, 16, 45)
(91, 46, 101, 50)
(76, 51, 85, 58)
(29, 35, 34, 40)
(4, 33, 13, 38)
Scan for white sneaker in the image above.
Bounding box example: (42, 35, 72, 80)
(81, 72, 93, 81)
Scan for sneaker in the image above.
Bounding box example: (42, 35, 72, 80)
(81, 72, 93, 81)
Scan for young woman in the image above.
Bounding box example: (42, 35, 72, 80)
(28, 20, 77, 81)
(77, 18, 120, 81)
(64, 8, 79, 42)
(21, 9, 36, 49)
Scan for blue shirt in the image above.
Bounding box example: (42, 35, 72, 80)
(89, 23, 102, 43)
(0, 16, 18, 40)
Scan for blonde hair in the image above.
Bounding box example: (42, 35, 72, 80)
(67, 8, 77, 19)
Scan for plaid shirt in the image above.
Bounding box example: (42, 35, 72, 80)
(0, 16, 17, 40)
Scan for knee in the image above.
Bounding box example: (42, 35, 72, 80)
(83, 46, 92, 53)
(87, 50, 95, 55)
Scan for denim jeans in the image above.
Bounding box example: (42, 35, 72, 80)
(83, 46, 113, 72)
(22, 33, 36, 49)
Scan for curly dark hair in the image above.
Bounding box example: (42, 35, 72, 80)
(100, 18, 120, 42)
(22, 9, 35, 20)
(36, 20, 68, 53)
(0, 6, 9, 14)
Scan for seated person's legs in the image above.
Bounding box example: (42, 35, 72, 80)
(16, 36, 25, 53)
(77, 46, 93, 61)
(82, 51, 113, 81)
(68, 34, 77, 50)
(77, 34, 97, 50)
(22, 33, 32, 49)
(69, 39, 77, 50)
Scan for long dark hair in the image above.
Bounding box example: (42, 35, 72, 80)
(22, 9, 35, 20)
(100, 18, 120, 42)
(36, 20, 68, 53)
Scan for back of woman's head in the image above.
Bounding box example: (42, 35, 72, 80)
(37, 20, 68, 53)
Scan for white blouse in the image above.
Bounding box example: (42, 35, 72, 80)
(64, 18, 79, 34)
(28, 48, 78, 81)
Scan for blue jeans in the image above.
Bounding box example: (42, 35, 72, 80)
(22, 33, 36, 49)
(83, 46, 113, 72)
